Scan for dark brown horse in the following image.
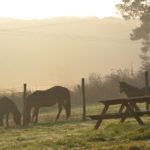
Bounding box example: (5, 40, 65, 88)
(119, 81, 144, 97)
(0, 97, 21, 127)
(120, 81, 150, 96)
(119, 81, 150, 111)
(26, 86, 71, 123)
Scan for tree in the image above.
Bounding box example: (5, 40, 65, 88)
(117, 0, 150, 70)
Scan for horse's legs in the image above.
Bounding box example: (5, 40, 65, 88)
(55, 104, 63, 121)
(32, 107, 39, 123)
(31, 107, 38, 123)
(6, 113, 9, 127)
(31, 108, 34, 123)
(63, 104, 68, 120)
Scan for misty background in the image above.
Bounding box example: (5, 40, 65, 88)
(0, 17, 147, 110)
(0, 17, 141, 89)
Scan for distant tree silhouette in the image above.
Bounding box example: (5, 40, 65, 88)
(71, 69, 139, 104)
(117, 0, 150, 70)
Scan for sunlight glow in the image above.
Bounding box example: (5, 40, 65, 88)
(0, 0, 121, 19)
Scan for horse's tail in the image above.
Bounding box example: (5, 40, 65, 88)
(65, 89, 71, 118)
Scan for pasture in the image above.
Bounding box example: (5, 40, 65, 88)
(0, 104, 150, 150)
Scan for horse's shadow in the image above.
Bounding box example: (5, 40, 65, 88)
(30, 119, 84, 128)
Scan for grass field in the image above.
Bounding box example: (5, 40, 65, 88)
(0, 104, 150, 150)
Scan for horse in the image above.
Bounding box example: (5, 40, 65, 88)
(119, 81, 150, 111)
(26, 86, 71, 123)
(119, 81, 144, 97)
(0, 97, 21, 127)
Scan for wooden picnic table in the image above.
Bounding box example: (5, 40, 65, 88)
(89, 96, 150, 129)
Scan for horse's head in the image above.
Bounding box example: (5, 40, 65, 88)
(14, 111, 22, 125)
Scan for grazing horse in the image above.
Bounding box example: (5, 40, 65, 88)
(119, 81, 144, 97)
(0, 97, 21, 127)
(26, 86, 71, 123)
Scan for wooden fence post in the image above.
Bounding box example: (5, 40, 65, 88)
(23, 83, 28, 126)
(145, 71, 149, 110)
(82, 78, 86, 120)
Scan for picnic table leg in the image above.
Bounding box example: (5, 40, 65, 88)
(94, 104, 109, 129)
(119, 103, 140, 113)
(119, 104, 125, 113)
(123, 103, 144, 125)
(131, 102, 141, 111)
(120, 106, 129, 123)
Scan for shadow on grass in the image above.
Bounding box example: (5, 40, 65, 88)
(16, 118, 94, 130)
(34, 119, 89, 127)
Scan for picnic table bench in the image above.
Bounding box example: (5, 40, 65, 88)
(88, 96, 150, 129)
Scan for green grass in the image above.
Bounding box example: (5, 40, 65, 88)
(0, 104, 150, 150)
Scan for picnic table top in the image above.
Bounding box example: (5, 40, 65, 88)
(98, 96, 150, 104)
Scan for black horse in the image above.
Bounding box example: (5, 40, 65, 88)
(119, 81, 150, 111)
(26, 86, 71, 123)
(0, 97, 21, 127)
(119, 81, 144, 97)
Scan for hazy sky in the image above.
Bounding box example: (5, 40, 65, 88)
(0, 18, 141, 90)
(0, 0, 141, 91)
(0, 0, 121, 19)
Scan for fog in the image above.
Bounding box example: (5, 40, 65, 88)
(0, 17, 141, 89)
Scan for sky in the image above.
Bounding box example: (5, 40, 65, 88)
(0, 0, 121, 19)
(0, 0, 142, 90)
(0, 17, 141, 90)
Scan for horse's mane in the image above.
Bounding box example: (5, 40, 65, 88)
(120, 81, 141, 90)
(31, 86, 67, 94)
(27, 86, 68, 99)
(45, 86, 67, 91)
(120, 81, 145, 97)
